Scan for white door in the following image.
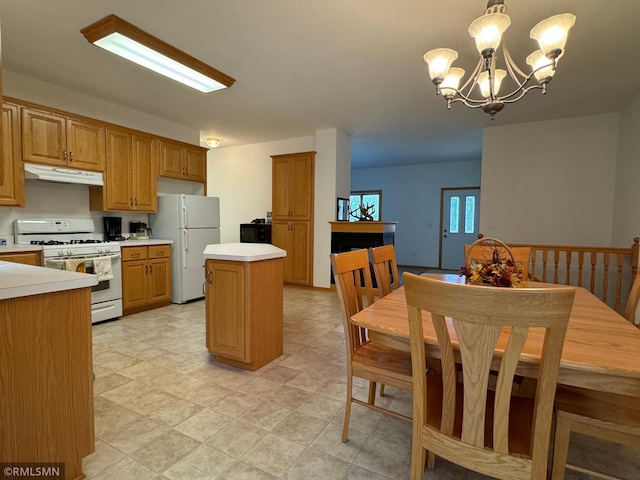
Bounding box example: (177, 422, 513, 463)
(177, 227, 221, 303)
(440, 188, 480, 270)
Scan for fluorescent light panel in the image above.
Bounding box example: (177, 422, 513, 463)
(82, 15, 235, 93)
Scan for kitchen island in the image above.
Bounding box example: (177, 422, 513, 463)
(0, 261, 97, 480)
(203, 243, 286, 370)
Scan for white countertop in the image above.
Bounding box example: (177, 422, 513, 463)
(203, 243, 286, 262)
(119, 239, 173, 247)
(0, 261, 98, 301)
(0, 245, 43, 254)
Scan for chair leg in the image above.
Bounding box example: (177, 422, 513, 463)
(380, 384, 386, 397)
(551, 415, 571, 480)
(368, 381, 377, 404)
(410, 434, 426, 480)
(427, 451, 435, 470)
(342, 375, 354, 442)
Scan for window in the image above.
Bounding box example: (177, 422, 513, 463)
(349, 190, 381, 221)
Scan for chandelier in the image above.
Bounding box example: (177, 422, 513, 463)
(423, 0, 575, 118)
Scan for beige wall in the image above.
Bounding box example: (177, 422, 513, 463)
(481, 113, 620, 246)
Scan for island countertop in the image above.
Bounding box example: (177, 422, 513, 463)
(203, 243, 286, 262)
(0, 261, 98, 300)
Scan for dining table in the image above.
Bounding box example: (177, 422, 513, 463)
(351, 273, 640, 397)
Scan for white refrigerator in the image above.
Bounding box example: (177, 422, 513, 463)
(149, 194, 220, 304)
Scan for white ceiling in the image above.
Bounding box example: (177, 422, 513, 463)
(1, 0, 639, 168)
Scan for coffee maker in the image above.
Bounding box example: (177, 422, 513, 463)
(103, 217, 123, 241)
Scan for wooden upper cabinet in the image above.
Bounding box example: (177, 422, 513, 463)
(185, 146, 207, 182)
(132, 133, 156, 212)
(91, 127, 157, 212)
(0, 102, 25, 207)
(271, 151, 315, 221)
(21, 107, 105, 171)
(158, 139, 207, 183)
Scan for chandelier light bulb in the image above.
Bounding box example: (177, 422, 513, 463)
(526, 50, 556, 83)
(477, 69, 507, 98)
(530, 13, 576, 59)
(440, 67, 465, 98)
(423, 48, 458, 83)
(468, 13, 511, 56)
(206, 138, 222, 148)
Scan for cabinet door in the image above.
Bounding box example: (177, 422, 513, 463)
(205, 260, 248, 362)
(158, 139, 184, 180)
(291, 154, 314, 221)
(122, 260, 148, 309)
(289, 221, 312, 285)
(132, 133, 157, 212)
(0, 103, 24, 207)
(271, 221, 292, 282)
(66, 118, 105, 172)
(21, 108, 66, 166)
(184, 147, 206, 182)
(272, 158, 291, 220)
(148, 257, 172, 303)
(104, 128, 133, 210)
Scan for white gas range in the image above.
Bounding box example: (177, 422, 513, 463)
(15, 218, 123, 323)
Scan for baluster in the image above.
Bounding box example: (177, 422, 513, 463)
(530, 248, 537, 281)
(602, 252, 610, 305)
(565, 250, 572, 285)
(590, 251, 597, 294)
(553, 250, 560, 284)
(542, 251, 548, 283)
(577, 251, 584, 287)
(615, 253, 624, 313)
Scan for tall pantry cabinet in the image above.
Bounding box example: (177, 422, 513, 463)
(271, 151, 315, 286)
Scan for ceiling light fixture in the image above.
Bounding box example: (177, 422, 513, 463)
(206, 138, 222, 148)
(423, 0, 575, 118)
(81, 15, 235, 93)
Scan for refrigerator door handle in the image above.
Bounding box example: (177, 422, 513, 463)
(182, 205, 188, 229)
(183, 229, 188, 268)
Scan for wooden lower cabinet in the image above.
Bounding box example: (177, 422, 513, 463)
(272, 220, 312, 285)
(0, 287, 94, 480)
(205, 257, 283, 370)
(122, 244, 171, 315)
(0, 250, 41, 266)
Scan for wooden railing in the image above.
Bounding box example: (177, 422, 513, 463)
(478, 235, 639, 314)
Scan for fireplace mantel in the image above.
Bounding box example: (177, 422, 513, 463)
(329, 221, 397, 234)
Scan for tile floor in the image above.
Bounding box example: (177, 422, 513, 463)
(86, 287, 639, 479)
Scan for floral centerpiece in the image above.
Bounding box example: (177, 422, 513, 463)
(460, 245, 525, 288)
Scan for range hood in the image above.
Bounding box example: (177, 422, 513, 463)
(24, 163, 104, 186)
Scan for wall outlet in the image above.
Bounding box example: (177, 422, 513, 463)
(488, 221, 495, 230)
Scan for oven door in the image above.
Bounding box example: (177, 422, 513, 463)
(43, 253, 123, 322)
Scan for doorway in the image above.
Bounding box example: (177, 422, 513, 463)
(440, 187, 480, 270)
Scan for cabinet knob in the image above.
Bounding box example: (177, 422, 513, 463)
(135, 197, 138, 206)
(63, 150, 67, 161)
(145, 265, 148, 273)
(207, 270, 213, 284)
(130, 197, 134, 206)
(149, 265, 153, 273)
(69, 151, 74, 161)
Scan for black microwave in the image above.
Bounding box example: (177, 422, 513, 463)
(240, 223, 272, 243)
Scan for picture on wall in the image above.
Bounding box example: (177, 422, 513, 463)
(337, 197, 349, 221)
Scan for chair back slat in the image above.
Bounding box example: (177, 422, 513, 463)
(369, 245, 400, 298)
(455, 318, 502, 448)
(431, 313, 457, 436)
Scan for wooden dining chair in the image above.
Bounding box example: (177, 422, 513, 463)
(330, 249, 413, 442)
(403, 272, 575, 480)
(623, 271, 640, 325)
(369, 244, 400, 298)
(552, 287, 640, 480)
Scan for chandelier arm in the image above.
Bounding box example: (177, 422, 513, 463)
(502, 38, 528, 79)
(449, 97, 487, 109)
(459, 57, 484, 96)
(499, 84, 545, 104)
(496, 60, 555, 101)
(445, 88, 489, 106)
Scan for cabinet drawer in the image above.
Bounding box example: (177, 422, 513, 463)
(122, 247, 148, 261)
(148, 245, 171, 259)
